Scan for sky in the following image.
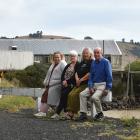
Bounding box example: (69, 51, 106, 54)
(0, 0, 140, 41)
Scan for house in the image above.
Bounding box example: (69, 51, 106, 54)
(0, 51, 33, 71)
(0, 39, 122, 70)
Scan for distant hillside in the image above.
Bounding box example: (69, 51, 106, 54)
(15, 35, 73, 40)
(117, 41, 140, 69)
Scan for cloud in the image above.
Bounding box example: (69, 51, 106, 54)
(0, 0, 140, 41)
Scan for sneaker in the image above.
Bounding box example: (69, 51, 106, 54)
(34, 112, 46, 117)
(94, 112, 104, 121)
(77, 113, 87, 122)
(51, 113, 60, 120)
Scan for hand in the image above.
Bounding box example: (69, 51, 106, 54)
(76, 79, 81, 87)
(103, 89, 109, 96)
(89, 88, 95, 95)
(62, 80, 68, 87)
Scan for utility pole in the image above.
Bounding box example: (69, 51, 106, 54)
(126, 58, 130, 98)
(103, 40, 105, 56)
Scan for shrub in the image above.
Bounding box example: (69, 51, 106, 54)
(5, 63, 50, 88)
(125, 60, 140, 94)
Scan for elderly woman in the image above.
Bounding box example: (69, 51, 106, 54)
(65, 48, 93, 119)
(51, 50, 78, 119)
(34, 51, 67, 117)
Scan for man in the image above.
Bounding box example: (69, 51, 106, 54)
(78, 47, 112, 121)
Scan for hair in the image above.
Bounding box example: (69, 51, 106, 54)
(82, 47, 93, 60)
(94, 47, 103, 54)
(53, 51, 64, 60)
(70, 50, 78, 57)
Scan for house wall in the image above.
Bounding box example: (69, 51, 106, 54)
(0, 51, 34, 70)
(111, 55, 122, 70)
(34, 54, 122, 70)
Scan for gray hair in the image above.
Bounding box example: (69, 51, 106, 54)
(94, 47, 103, 54)
(69, 50, 78, 57)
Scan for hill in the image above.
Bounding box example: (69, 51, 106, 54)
(15, 35, 73, 40)
(117, 41, 140, 69)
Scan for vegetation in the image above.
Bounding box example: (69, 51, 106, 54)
(29, 31, 43, 38)
(84, 36, 93, 40)
(121, 117, 138, 127)
(0, 96, 35, 112)
(0, 79, 16, 87)
(125, 60, 140, 71)
(5, 63, 50, 88)
(125, 60, 140, 94)
(0, 78, 35, 112)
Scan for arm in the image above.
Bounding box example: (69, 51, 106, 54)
(80, 73, 89, 82)
(75, 72, 80, 87)
(88, 61, 94, 88)
(43, 64, 53, 86)
(75, 72, 79, 81)
(105, 61, 113, 90)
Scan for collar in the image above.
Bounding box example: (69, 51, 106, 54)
(95, 57, 103, 63)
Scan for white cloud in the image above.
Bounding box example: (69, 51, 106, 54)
(0, 0, 140, 41)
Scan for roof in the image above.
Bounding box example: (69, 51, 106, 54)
(0, 39, 122, 55)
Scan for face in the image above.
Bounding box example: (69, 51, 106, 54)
(53, 53, 61, 64)
(70, 55, 77, 63)
(94, 49, 102, 60)
(82, 49, 91, 61)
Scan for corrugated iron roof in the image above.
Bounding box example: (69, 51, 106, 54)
(0, 39, 122, 55)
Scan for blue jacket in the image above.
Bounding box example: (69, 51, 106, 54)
(88, 57, 112, 90)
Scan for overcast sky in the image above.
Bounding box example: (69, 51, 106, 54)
(0, 0, 140, 41)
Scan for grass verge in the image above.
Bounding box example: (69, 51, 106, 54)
(0, 95, 35, 112)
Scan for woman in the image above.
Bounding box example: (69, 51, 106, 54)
(65, 48, 93, 119)
(34, 51, 67, 117)
(51, 50, 78, 119)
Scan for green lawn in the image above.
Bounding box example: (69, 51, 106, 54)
(0, 79, 35, 112)
(0, 95, 35, 112)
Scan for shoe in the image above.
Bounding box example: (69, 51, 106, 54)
(51, 113, 60, 120)
(77, 113, 87, 122)
(94, 112, 104, 121)
(64, 112, 74, 120)
(34, 112, 46, 117)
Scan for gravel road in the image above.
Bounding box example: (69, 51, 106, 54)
(0, 109, 139, 140)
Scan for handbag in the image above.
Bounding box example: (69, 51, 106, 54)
(41, 88, 49, 103)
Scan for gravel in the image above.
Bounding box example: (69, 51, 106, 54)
(0, 109, 138, 140)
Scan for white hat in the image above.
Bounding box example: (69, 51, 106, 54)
(70, 50, 78, 56)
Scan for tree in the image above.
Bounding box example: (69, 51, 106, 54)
(84, 36, 93, 40)
(122, 38, 125, 43)
(130, 39, 134, 44)
(29, 31, 43, 38)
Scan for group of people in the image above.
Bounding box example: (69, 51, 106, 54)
(34, 47, 112, 121)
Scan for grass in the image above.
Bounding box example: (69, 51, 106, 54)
(121, 117, 138, 127)
(0, 78, 15, 87)
(0, 95, 35, 112)
(0, 79, 35, 112)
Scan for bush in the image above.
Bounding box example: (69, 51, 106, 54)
(125, 60, 140, 94)
(125, 60, 140, 71)
(5, 63, 50, 88)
